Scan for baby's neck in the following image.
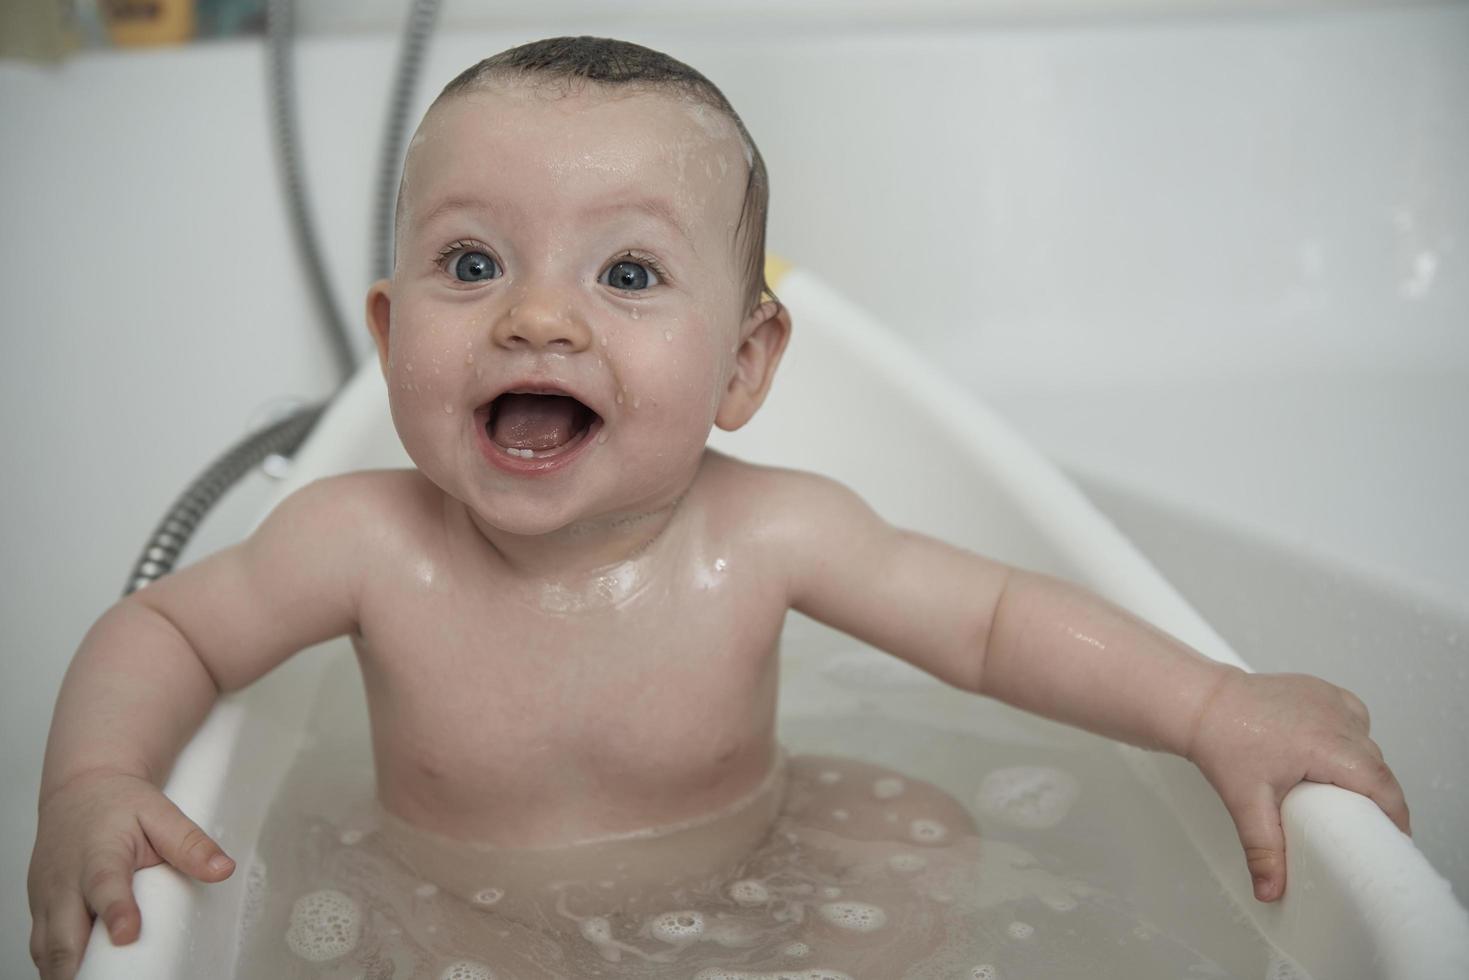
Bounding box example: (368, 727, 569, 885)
(462, 492, 686, 582)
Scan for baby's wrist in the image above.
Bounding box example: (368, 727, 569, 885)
(1169, 662, 1245, 764)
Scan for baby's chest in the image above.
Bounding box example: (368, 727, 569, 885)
(360, 582, 785, 776)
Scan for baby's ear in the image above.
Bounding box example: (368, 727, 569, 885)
(715, 299, 792, 432)
(365, 280, 393, 376)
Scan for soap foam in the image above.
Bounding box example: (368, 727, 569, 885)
(974, 766, 1080, 830)
(817, 901, 888, 933)
(439, 960, 496, 980)
(909, 819, 949, 844)
(284, 888, 361, 962)
(729, 878, 771, 905)
(649, 909, 706, 944)
(471, 886, 504, 906)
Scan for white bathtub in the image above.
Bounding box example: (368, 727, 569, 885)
(72, 267, 1469, 978)
(5, 4, 1466, 977)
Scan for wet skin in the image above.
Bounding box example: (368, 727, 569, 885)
(28, 82, 1408, 980)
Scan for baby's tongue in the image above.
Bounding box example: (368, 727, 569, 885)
(490, 393, 584, 451)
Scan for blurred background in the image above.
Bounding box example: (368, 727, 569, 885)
(2, 1, 1465, 975)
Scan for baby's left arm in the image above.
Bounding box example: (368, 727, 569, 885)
(768, 469, 1409, 902)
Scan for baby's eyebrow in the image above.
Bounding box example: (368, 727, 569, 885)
(415, 195, 502, 229)
(582, 198, 695, 248)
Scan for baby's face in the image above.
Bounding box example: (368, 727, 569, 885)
(369, 83, 761, 536)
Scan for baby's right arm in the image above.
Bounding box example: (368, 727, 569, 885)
(28, 473, 376, 980)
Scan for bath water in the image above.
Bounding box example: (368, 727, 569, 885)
(233, 614, 1303, 979)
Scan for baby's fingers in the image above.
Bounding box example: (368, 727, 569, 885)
(1314, 739, 1411, 836)
(1224, 783, 1287, 903)
(31, 894, 89, 980)
(79, 841, 142, 946)
(138, 797, 235, 883)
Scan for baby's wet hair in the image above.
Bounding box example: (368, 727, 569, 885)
(428, 36, 776, 316)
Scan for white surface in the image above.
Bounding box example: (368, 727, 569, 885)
(3, 5, 1466, 977)
(72, 267, 1469, 979)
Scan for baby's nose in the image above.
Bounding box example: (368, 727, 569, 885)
(491, 298, 592, 353)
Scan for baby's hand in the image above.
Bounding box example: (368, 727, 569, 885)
(1186, 670, 1409, 902)
(28, 770, 234, 980)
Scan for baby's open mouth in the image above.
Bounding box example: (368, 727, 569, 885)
(484, 392, 600, 459)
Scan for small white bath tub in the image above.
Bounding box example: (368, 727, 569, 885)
(75, 267, 1469, 979)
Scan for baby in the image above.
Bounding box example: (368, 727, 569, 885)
(29, 36, 1409, 980)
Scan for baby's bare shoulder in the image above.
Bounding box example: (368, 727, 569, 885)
(260, 468, 445, 552)
(697, 451, 874, 542)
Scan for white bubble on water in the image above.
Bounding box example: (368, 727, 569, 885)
(783, 940, 811, 957)
(818, 900, 888, 933)
(439, 960, 496, 980)
(909, 818, 949, 844)
(580, 916, 613, 944)
(971, 967, 999, 980)
(284, 889, 361, 962)
(974, 766, 1081, 830)
(729, 878, 770, 905)
(888, 853, 928, 873)
(1041, 892, 1077, 912)
(1006, 920, 1034, 940)
(338, 828, 363, 845)
(471, 887, 504, 906)
(873, 777, 906, 799)
(414, 882, 439, 898)
(649, 909, 705, 944)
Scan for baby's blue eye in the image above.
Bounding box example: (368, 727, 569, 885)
(603, 260, 658, 291)
(454, 251, 500, 282)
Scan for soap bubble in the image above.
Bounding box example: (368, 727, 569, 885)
(284, 889, 361, 962)
(439, 961, 496, 980)
(818, 901, 888, 933)
(974, 766, 1080, 830)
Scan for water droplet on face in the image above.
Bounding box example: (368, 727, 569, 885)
(664, 329, 673, 342)
(615, 393, 624, 405)
(632, 397, 641, 409)
(600, 335, 609, 347)
(596, 431, 608, 444)
(444, 403, 455, 415)
(631, 309, 640, 320)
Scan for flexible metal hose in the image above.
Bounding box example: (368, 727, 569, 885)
(373, 0, 442, 281)
(123, 0, 441, 595)
(265, 0, 357, 382)
(124, 404, 326, 595)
